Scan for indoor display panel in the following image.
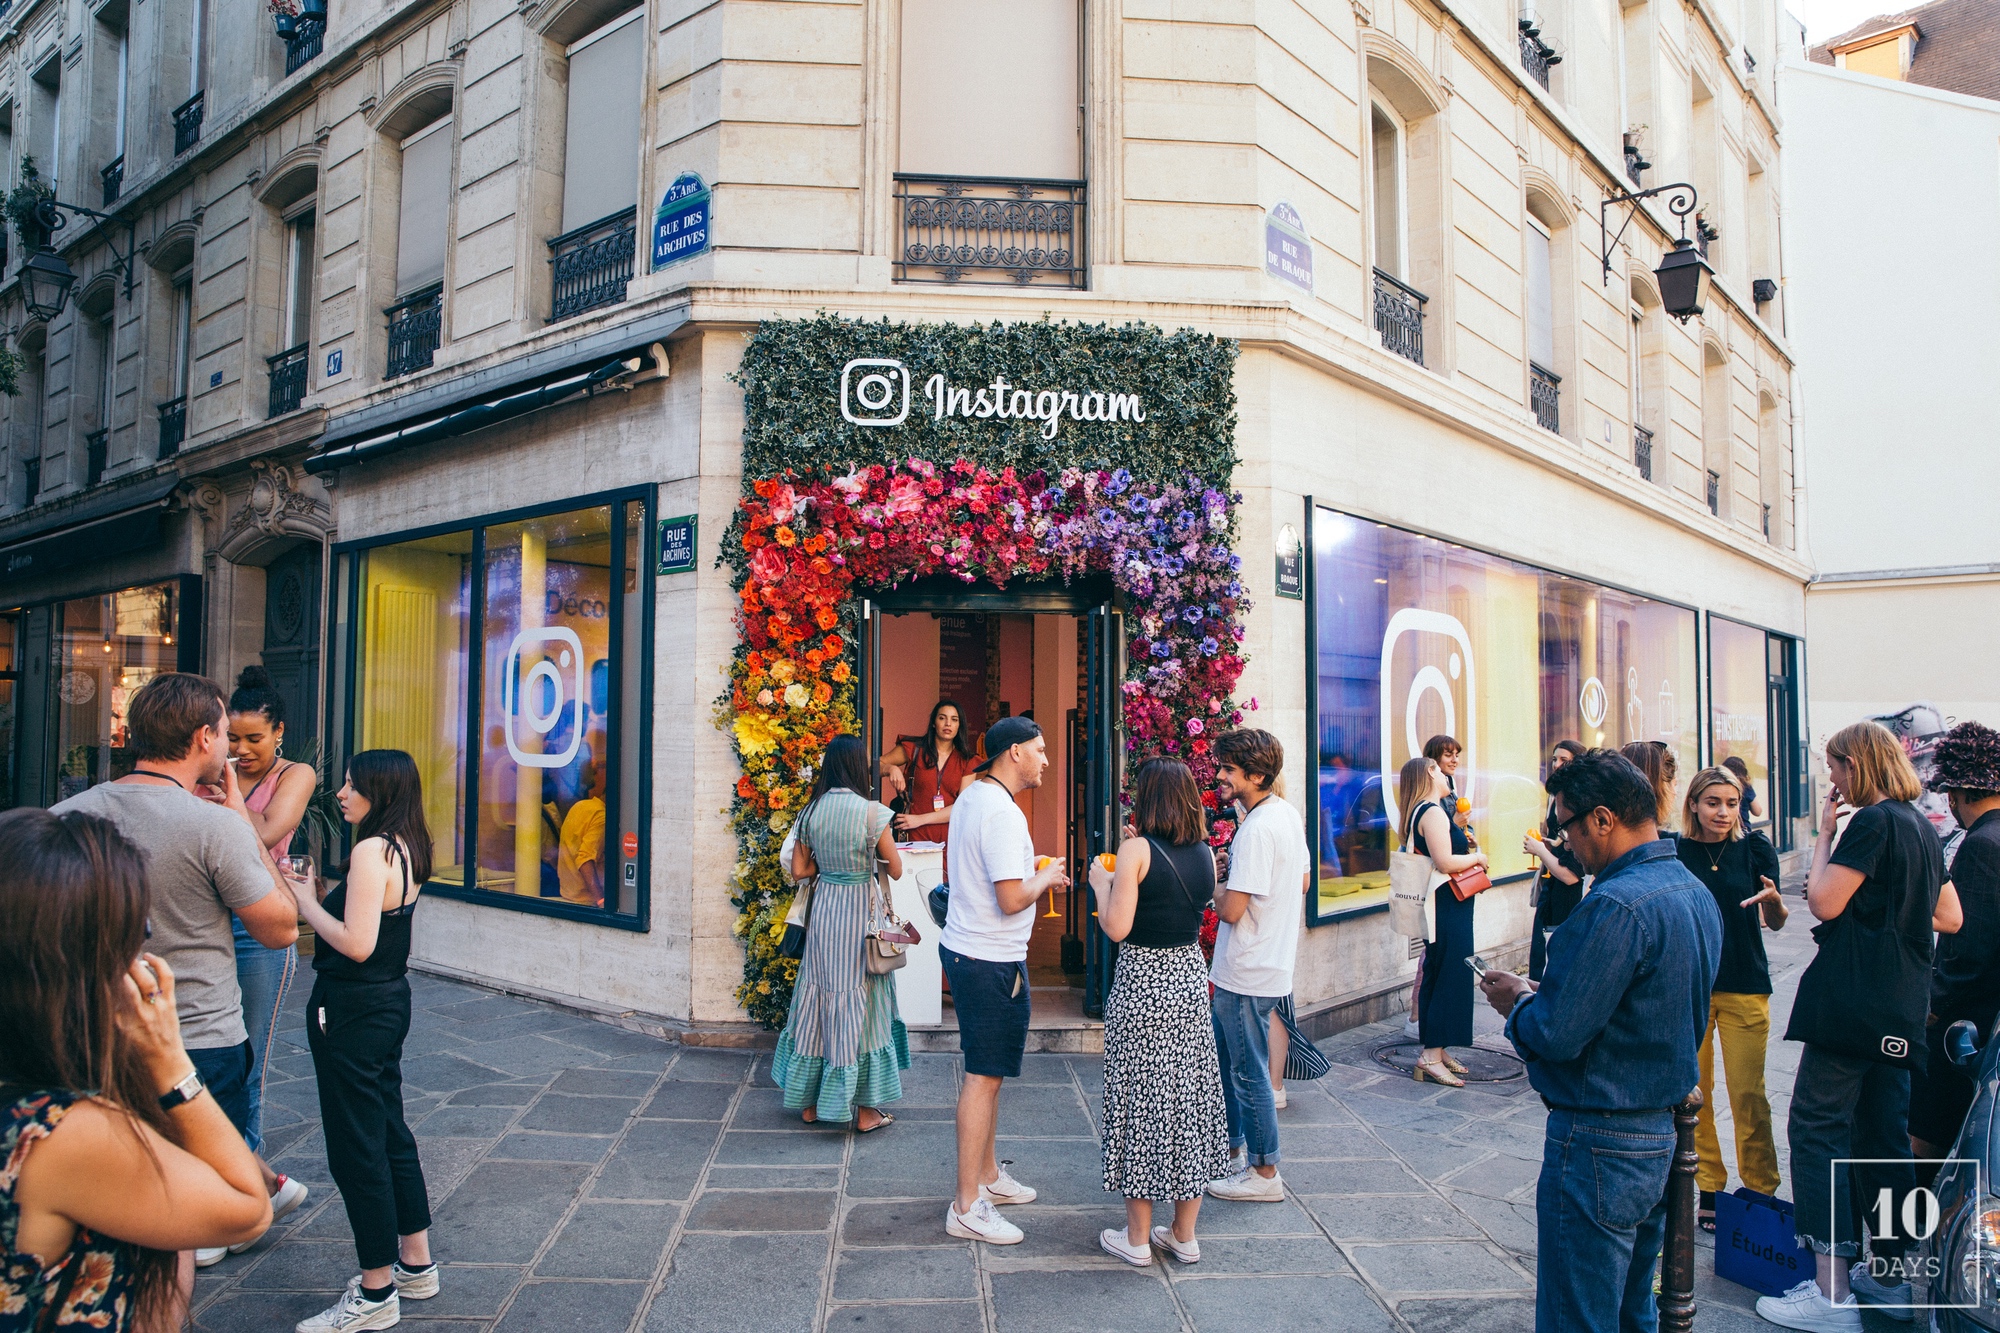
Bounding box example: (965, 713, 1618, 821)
(53, 582, 182, 802)
(1709, 614, 1772, 826)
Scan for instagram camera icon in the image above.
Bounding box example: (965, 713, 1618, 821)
(840, 358, 910, 427)
(1379, 608, 1477, 834)
(503, 627, 586, 769)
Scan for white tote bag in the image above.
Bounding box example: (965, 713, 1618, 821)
(1388, 850, 1443, 941)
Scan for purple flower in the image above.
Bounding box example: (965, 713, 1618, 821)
(1181, 606, 1203, 624)
(1105, 468, 1131, 496)
(1127, 495, 1151, 515)
(1151, 642, 1172, 659)
(1199, 636, 1220, 656)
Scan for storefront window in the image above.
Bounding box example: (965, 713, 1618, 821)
(1709, 615, 1771, 827)
(53, 582, 182, 802)
(1308, 509, 1698, 922)
(0, 614, 16, 808)
(340, 490, 650, 926)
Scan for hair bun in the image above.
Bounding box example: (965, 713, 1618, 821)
(236, 664, 273, 690)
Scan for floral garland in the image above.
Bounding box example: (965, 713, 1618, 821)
(723, 458, 1250, 1027)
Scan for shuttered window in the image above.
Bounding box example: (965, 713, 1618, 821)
(395, 118, 454, 295)
(1526, 218, 1555, 369)
(561, 10, 643, 232)
(900, 0, 1080, 179)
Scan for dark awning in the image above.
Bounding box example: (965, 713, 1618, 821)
(0, 476, 179, 592)
(304, 308, 685, 475)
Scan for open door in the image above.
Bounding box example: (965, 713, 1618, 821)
(1081, 602, 1123, 1018)
(858, 598, 881, 781)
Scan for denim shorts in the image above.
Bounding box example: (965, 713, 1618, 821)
(941, 946, 1031, 1078)
(188, 1041, 255, 1139)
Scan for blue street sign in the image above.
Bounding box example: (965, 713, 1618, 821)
(651, 172, 711, 271)
(325, 348, 343, 377)
(657, 513, 698, 575)
(1265, 200, 1313, 294)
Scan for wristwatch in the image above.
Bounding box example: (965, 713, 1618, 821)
(158, 1069, 205, 1110)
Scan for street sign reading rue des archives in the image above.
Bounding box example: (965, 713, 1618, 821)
(657, 514, 698, 575)
(651, 172, 711, 271)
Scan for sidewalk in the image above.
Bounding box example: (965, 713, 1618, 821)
(194, 896, 1895, 1332)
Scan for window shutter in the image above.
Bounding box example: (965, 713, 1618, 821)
(562, 13, 643, 232)
(900, 0, 1079, 179)
(396, 120, 454, 295)
(1527, 222, 1555, 369)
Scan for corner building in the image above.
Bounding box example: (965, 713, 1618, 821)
(0, 0, 1808, 1046)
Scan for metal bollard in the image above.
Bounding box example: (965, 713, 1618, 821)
(1658, 1090, 1703, 1333)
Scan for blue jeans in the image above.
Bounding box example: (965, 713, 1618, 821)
(1536, 1107, 1675, 1333)
(234, 915, 299, 1155)
(1211, 987, 1282, 1167)
(189, 1041, 254, 1139)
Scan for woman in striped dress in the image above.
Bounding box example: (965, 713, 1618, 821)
(771, 736, 909, 1131)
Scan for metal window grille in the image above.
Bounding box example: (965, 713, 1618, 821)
(173, 92, 205, 156)
(385, 285, 443, 379)
(1635, 425, 1654, 480)
(285, 19, 325, 75)
(1518, 22, 1559, 91)
(100, 156, 123, 207)
(548, 208, 636, 322)
(893, 175, 1086, 289)
(22, 457, 39, 503)
(1625, 153, 1644, 187)
(85, 429, 107, 486)
(1706, 469, 1721, 514)
(1373, 269, 1427, 367)
(1530, 362, 1562, 433)
(157, 397, 187, 458)
(268, 343, 309, 417)
(1762, 502, 1772, 538)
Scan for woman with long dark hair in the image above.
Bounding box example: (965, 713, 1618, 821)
(880, 700, 978, 844)
(285, 750, 438, 1332)
(772, 736, 909, 1130)
(1621, 740, 1680, 834)
(1398, 756, 1487, 1087)
(0, 808, 270, 1331)
(1093, 757, 1231, 1266)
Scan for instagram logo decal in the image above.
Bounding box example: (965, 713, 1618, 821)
(1379, 608, 1477, 834)
(503, 627, 586, 769)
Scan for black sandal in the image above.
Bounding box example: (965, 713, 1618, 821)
(1698, 1190, 1716, 1233)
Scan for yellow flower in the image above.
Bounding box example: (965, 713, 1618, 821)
(733, 712, 783, 757)
(770, 659, 796, 684)
(783, 683, 810, 708)
(769, 918, 785, 939)
(757, 980, 772, 994)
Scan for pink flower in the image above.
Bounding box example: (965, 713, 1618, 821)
(767, 484, 799, 523)
(1187, 717, 1205, 736)
(750, 546, 788, 584)
(884, 475, 925, 518)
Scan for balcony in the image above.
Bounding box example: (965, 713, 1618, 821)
(1634, 425, 1654, 480)
(101, 157, 123, 207)
(1373, 269, 1427, 367)
(173, 92, 205, 156)
(893, 174, 1085, 288)
(268, 343, 309, 417)
(385, 285, 444, 379)
(548, 208, 636, 322)
(158, 398, 187, 458)
(1706, 468, 1721, 514)
(285, 18, 325, 75)
(22, 458, 39, 504)
(85, 429, 107, 486)
(1530, 362, 1561, 433)
(1518, 20, 1560, 91)
(1762, 502, 1772, 539)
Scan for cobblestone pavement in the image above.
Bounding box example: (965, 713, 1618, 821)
(194, 895, 1906, 1332)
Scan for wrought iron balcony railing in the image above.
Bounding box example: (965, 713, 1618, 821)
(268, 343, 309, 417)
(548, 208, 636, 322)
(1706, 468, 1721, 514)
(1373, 269, 1427, 367)
(286, 19, 325, 75)
(101, 156, 123, 207)
(1762, 502, 1772, 538)
(22, 457, 39, 504)
(85, 429, 108, 486)
(173, 91, 205, 156)
(1634, 425, 1654, 480)
(385, 285, 443, 379)
(893, 174, 1085, 288)
(1519, 21, 1560, 91)
(158, 397, 187, 458)
(1530, 362, 1561, 433)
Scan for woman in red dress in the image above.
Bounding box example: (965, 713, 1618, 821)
(880, 700, 979, 845)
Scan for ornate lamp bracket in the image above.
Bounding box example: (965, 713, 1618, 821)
(35, 198, 142, 298)
(1599, 182, 1698, 285)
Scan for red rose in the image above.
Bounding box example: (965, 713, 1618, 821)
(750, 546, 788, 584)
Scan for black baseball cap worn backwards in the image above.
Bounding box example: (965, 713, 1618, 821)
(974, 716, 1042, 773)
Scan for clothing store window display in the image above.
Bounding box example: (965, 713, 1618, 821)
(879, 700, 979, 846)
(1396, 756, 1489, 1087)
(1525, 741, 1586, 983)
(1673, 768, 1786, 1233)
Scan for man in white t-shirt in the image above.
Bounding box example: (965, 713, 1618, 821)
(1205, 728, 1309, 1203)
(939, 716, 1069, 1246)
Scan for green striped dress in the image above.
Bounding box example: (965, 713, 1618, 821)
(771, 789, 910, 1121)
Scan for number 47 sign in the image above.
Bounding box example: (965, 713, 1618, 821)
(1837, 1160, 1980, 1311)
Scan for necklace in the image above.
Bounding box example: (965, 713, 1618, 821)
(1693, 836, 1725, 873)
(126, 768, 188, 790)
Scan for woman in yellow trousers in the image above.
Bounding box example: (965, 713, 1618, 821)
(1676, 766, 1789, 1229)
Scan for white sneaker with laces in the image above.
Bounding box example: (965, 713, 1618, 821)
(945, 1198, 1024, 1245)
(1846, 1260, 1914, 1321)
(1753, 1278, 1862, 1332)
(1099, 1226, 1151, 1266)
(1272, 1088, 1288, 1110)
(1206, 1167, 1285, 1202)
(193, 1247, 229, 1268)
(1150, 1225, 1200, 1264)
(231, 1175, 312, 1254)
(392, 1262, 440, 1300)
(295, 1277, 402, 1333)
(1225, 1146, 1247, 1177)
(979, 1167, 1037, 1205)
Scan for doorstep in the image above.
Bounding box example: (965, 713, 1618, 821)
(908, 985, 1105, 1055)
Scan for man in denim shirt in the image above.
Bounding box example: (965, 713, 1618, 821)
(1481, 749, 1722, 1333)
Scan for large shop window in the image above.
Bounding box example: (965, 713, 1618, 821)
(1708, 615, 1802, 845)
(1307, 508, 1699, 923)
(53, 581, 188, 801)
(334, 491, 653, 928)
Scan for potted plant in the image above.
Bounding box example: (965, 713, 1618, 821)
(268, 0, 300, 38)
(6, 158, 56, 253)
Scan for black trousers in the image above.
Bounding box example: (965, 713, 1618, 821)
(1419, 887, 1476, 1049)
(1788, 1043, 1914, 1259)
(306, 976, 431, 1270)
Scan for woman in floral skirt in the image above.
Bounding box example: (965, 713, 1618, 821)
(771, 736, 909, 1130)
(1093, 757, 1232, 1266)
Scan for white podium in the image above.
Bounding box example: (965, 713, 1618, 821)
(885, 844, 945, 1026)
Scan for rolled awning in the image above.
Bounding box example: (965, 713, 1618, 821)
(0, 477, 179, 592)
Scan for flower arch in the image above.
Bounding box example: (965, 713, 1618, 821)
(721, 317, 1244, 1026)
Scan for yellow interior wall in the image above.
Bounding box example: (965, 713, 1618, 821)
(360, 545, 466, 876)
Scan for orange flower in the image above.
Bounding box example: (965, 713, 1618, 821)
(736, 776, 756, 799)
(814, 607, 839, 630)
(811, 558, 833, 576)
(831, 662, 851, 683)
(769, 787, 790, 809)
(822, 636, 842, 654)
(775, 526, 797, 547)
(813, 682, 833, 703)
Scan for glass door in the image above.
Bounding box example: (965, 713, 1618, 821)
(1080, 603, 1122, 1018)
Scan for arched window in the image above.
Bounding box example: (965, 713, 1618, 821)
(1525, 188, 1572, 438)
(1365, 50, 1446, 369)
(1701, 340, 1730, 518)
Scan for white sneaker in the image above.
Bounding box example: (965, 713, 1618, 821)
(1150, 1224, 1200, 1264)
(1754, 1278, 1862, 1332)
(979, 1166, 1037, 1206)
(392, 1262, 440, 1300)
(946, 1198, 1024, 1245)
(1226, 1146, 1247, 1176)
(193, 1246, 229, 1267)
(1206, 1167, 1285, 1202)
(1847, 1260, 1915, 1321)
(1099, 1226, 1151, 1266)
(295, 1277, 402, 1332)
(231, 1175, 311, 1254)
(1272, 1088, 1288, 1110)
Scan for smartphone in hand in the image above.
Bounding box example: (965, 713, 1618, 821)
(1464, 953, 1492, 978)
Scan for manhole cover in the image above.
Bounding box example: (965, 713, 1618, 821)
(1371, 1038, 1527, 1082)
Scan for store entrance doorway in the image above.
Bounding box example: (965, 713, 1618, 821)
(856, 575, 1122, 1028)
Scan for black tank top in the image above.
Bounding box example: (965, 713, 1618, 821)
(312, 841, 419, 984)
(1125, 837, 1215, 948)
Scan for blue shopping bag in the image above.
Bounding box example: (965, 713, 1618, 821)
(1714, 1188, 1814, 1297)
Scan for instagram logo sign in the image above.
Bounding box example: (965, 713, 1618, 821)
(840, 358, 910, 427)
(1379, 608, 1477, 836)
(503, 627, 586, 769)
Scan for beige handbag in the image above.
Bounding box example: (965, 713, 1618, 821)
(864, 872, 919, 974)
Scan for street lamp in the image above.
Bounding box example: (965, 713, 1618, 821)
(20, 248, 75, 322)
(1653, 239, 1714, 323)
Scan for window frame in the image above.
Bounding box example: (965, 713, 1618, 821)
(1367, 96, 1407, 281)
(330, 484, 656, 931)
(282, 203, 317, 352)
